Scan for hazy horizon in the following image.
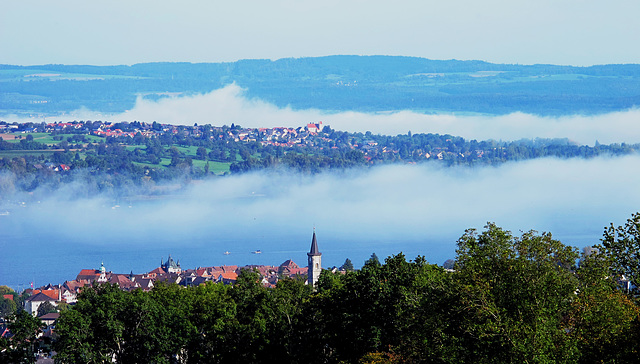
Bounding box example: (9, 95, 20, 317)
(5, 83, 640, 146)
(3, 1, 640, 66)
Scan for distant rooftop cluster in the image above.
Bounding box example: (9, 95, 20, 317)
(18, 232, 328, 322)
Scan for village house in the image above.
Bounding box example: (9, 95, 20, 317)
(307, 121, 323, 134)
(24, 292, 57, 316)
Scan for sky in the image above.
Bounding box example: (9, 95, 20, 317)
(2, 0, 640, 66)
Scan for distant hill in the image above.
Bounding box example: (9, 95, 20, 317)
(2, 55, 640, 117)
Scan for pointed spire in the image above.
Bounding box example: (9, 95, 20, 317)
(308, 229, 321, 256)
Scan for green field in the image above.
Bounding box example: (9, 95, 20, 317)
(133, 158, 231, 175)
(6, 133, 105, 145)
(3, 137, 232, 174)
(38, 133, 105, 144)
(174, 146, 200, 156)
(125, 145, 147, 151)
(0, 69, 145, 81)
(0, 150, 56, 158)
(4, 132, 50, 142)
(193, 160, 231, 174)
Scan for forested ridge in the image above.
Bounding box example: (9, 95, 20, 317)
(3, 56, 640, 116)
(1, 120, 638, 201)
(3, 214, 640, 363)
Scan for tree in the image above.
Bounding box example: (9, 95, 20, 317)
(196, 147, 207, 160)
(598, 212, 640, 292)
(305, 253, 458, 363)
(54, 283, 130, 363)
(454, 223, 580, 362)
(567, 248, 640, 361)
(340, 258, 354, 272)
(59, 140, 70, 152)
(0, 297, 17, 318)
(36, 301, 57, 317)
(366, 253, 380, 267)
(0, 309, 45, 363)
(442, 258, 455, 270)
(263, 277, 312, 361)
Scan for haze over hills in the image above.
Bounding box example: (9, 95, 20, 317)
(2, 55, 640, 291)
(2, 56, 640, 118)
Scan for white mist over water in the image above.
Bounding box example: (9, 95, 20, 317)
(2, 156, 640, 288)
(2, 85, 640, 288)
(31, 84, 640, 145)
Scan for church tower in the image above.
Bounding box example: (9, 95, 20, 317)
(307, 229, 322, 286)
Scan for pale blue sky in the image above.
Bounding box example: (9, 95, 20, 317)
(2, 0, 639, 66)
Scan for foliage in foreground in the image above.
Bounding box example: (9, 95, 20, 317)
(5, 215, 640, 363)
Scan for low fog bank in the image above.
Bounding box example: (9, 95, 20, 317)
(3, 155, 640, 287)
(3, 155, 640, 262)
(10, 84, 640, 145)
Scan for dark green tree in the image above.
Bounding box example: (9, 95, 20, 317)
(54, 283, 129, 363)
(0, 309, 45, 363)
(0, 297, 17, 318)
(366, 253, 380, 266)
(184, 282, 235, 363)
(567, 248, 640, 361)
(598, 212, 640, 292)
(36, 301, 57, 317)
(454, 223, 580, 363)
(196, 147, 207, 160)
(340, 258, 354, 272)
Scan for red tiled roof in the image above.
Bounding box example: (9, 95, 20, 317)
(279, 259, 299, 269)
(27, 292, 57, 302)
(76, 269, 100, 281)
(109, 274, 132, 285)
(64, 280, 86, 292)
(148, 267, 166, 275)
(32, 289, 59, 300)
(78, 269, 98, 275)
(220, 272, 238, 280)
(195, 268, 209, 277)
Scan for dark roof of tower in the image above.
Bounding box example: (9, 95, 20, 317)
(308, 231, 321, 256)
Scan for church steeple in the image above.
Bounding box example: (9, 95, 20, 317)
(309, 230, 320, 256)
(307, 229, 322, 286)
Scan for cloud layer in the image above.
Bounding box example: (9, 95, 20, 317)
(59, 84, 640, 145)
(4, 155, 640, 267)
(3, 86, 640, 287)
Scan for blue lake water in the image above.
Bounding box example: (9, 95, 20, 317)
(0, 211, 600, 291)
(2, 157, 637, 291)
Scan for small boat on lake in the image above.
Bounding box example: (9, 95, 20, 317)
(223, 251, 231, 255)
(251, 250, 262, 254)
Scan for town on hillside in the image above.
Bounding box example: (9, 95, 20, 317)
(3, 119, 635, 183)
